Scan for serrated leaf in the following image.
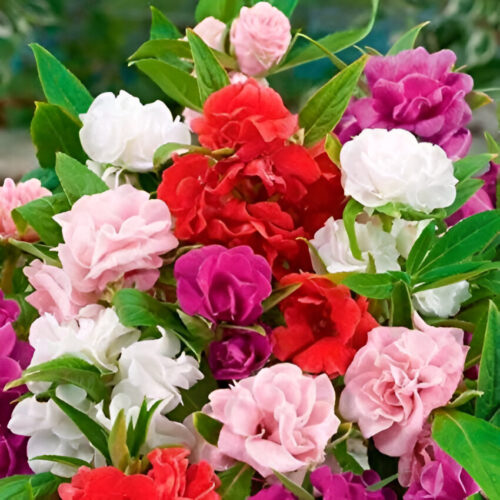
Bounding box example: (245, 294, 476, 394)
(342, 198, 364, 261)
(454, 154, 496, 182)
(192, 412, 223, 446)
(387, 22, 429, 55)
(195, 0, 243, 23)
(31, 43, 92, 117)
(150, 6, 181, 40)
(342, 273, 394, 299)
(406, 221, 436, 276)
(55, 152, 108, 204)
(299, 55, 368, 146)
(272, 470, 314, 500)
(262, 283, 302, 312)
(217, 463, 254, 500)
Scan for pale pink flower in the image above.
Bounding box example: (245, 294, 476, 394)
(339, 315, 467, 457)
(193, 16, 227, 52)
(0, 178, 51, 241)
(205, 363, 339, 477)
(230, 2, 291, 76)
(53, 185, 178, 295)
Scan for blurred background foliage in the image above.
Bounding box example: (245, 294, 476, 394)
(0, 0, 498, 175)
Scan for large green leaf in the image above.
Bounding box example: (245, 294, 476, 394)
(475, 301, 500, 425)
(342, 273, 394, 299)
(432, 410, 500, 499)
(217, 463, 254, 500)
(31, 43, 92, 117)
(453, 153, 496, 182)
(276, 0, 379, 72)
(30, 102, 87, 168)
(187, 29, 230, 103)
(299, 55, 368, 146)
(389, 281, 413, 328)
(195, 0, 243, 22)
(21, 165, 60, 190)
(387, 22, 429, 55)
(149, 6, 181, 40)
(134, 59, 202, 111)
(0, 473, 64, 500)
(55, 152, 108, 204)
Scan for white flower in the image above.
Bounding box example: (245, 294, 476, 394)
(310, 216, 400, 274)
(340, 129, 457, 213)
(414, 281, 471, 318)
(8, 385, 105, 477)
(87, 160, 138, 189)
(79, 90, 191, 172)
(390, 219, 432, 259)
(114, 327, 203, 414)
(28, 307, 140, 373)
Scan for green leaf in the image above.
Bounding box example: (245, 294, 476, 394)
(324, 133, 342, 165)
(262, 283, 302, 312)
(30, 102, 87, 168)
(5, 356, 108, 403)
(417, 210, 500, 275)
(30, 471, 65, 498)
(8, 239, 60, 266)
(276, 0, 378, 72)
(366, 473, 399, 492)
(31, 454, 92, 469)
(195, 0, 243, 23)
(265, 0, 299, 17)
(454, 154, 496, 182)
(51, 391, 111, 463)
(445, 178, 485, 217)
(342, 273, 394, 299)
(127, 400, 162, 457)
(21, 166, 60, 191)
(330, 440, 364, 474)
(192, 412, 223, 446)
(187, 29, 230, 103)
(177, 311, 215, 361)
(387, 21, 429, 55)
(447, 390, 484, 409)
(406, 221, 436, 276)
(466, 90, 494, 111)
(432, 409, 500, 500)
(12, 192, 70, 247)
(484, 132, 500, 155)
(108, 410, 131, 471)
(134, 59, 202, 111)
(0, 473, 64, 500)
(55, 152, 108, 204)
(30, 43, 92, 117)
(390, 281, 413, 328)
(475, 301, 500, 424)
(153, 142, 192, 169)
(341, 198, 365, 261)
(150, 6, 181, 40)
(299, 55, 368, 146)
(217, 462, 254, 500)
(272, 470, 314, 500)
(476, 270, 500, 294)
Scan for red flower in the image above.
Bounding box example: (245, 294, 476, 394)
(58, 447, 220, 500)
(271, 273, 378, 377)
(192, 79, 298, 161)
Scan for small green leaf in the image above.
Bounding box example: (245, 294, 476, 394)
(387, 21, 429, 55)
(21, 166, 60, 190)
(454, 154, 496, 182)
(128, 400, 162, 457)
(177, 311, 215, 361)
(342, 198, 364, 261)
(447, 390, 484, 409)
(217, 462, 254, 500)
(30, 43, 92, 117)
(342, 273, 394, 299)
(31, 454, 92, 469)
(484, 132, 500, 155)
(262, 283, 302, 312)
(390, 281, 413, 328)
(324, 133, 342, 165)
(466, 90, 494, 111)
(192, 412, 223, 446)
(406, 221, 436, 276)
(150, 6, 181, 40)
(299, 55, 368, 147)
(195, 0, 242, 23)
(272, 470, 314, 500)
(8, 239, 60, 266)
(108, 410, 131, 471)
(445, 178, 485, 217)
(476, 270, 500, 294)
(330, 440, 364, 474)
(30, 472, 66, 497)
(187, 29, 230, 103)
(153, 142, 192, 169)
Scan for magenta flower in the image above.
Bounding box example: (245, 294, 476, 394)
(208, 328, 272, 380)
(175, 245, 272, 325)
(336, 48, 473, 160)
(310, 466, 397, 500)
(249, 484, 296, 500)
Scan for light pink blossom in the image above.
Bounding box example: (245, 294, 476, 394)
(339, 315, 467, 457)
(53, 185, 178, 295)
(193, 16, 227, 52)
(0, 178, 51, 241)
(230, 2, 291, 76)
(205, 363, 339, 477)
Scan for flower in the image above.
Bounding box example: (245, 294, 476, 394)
(58, 447, 221, 500)
(191, 80, 298, 160)
(310, 217, 400, 274)
(193, 16, 227, 51)
(205, 363, 340, 477)
(249, 485, 297, 500)
(0, 290, 20, 327)
(0, 178, 51, 241)
(112, 327, 203, 414)
(390, 219, 431, 259)
(27, 308, 140, 373)
(24, 260, 97, 322)
(230, 2, 291, 76)
(272, 273, 378, 378)
(79, 90, 191, 172)
(175, 245, 272, 325)
(310, 466, 397, 499)
(54, 184, 178, 295)
(208, 327, 272, 380)
(340, 129, 457, 213)
(413, 281, 471, 318)
(339, 314, 468, 456)
(399, 424, 479, 499)
(336, 48, 473, 160)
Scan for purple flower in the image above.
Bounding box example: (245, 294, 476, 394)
(310, 466, 397, 500)
(0, 294, 33, 478)
(208, 328, 272, 380)
(175, 245, 272, 325)
(249, 484, 297, 500)
(446, 162, 499, 225)
(336, 48, 473, 160)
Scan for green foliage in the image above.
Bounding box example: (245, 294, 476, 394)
(342, 273, 395, 299)
(8, 239, 60, 266)
(192, 412, 223, 446)
(341, 198, 365, 261)
(330, 440, 364, 474)
(406, 222, 436, 276)
(195, 0, 243, 23)
(31, 454, 92, 469)
(453, 154, 496, 182)
(108, 409, 131, 471)
(149, 6, 182, 40)
(0, 473, 64, 499)
(127, 400, 162, 458)
(217, 463, 254, 500)
(387, 21, 429, 55)
(22, 167, 60, 191)
(272, 470, 314, 500)
(389, 281, 413, 328)
(262, 282, 302, 311)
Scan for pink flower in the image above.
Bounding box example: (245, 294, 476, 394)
(205, 363, 339, 477)
(193, 16, 227, 52)
(53, 185, 178, 295)
(339, 315, 467, 457)
(230, 2, 291, 76)
(0, 178, 51, 241)
(24, 260, 97, 322)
